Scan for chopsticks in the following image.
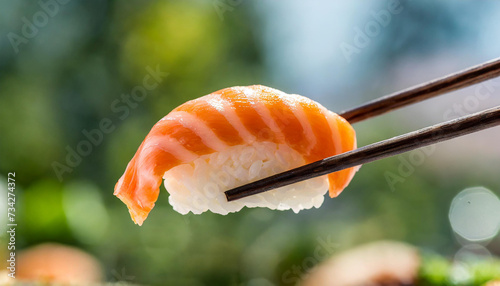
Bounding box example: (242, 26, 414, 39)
(225, 57, 500, 202)
(226, 105, 500, 201)
(339, 57, 500, 123)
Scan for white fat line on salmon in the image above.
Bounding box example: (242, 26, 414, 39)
(242, 90, 286, 143)
(324, 111, 343, 156)
(142, 135, 198, 163)
(204, 95, 256, 143)
(166, 111, 228, 151)
(281, 95, 317, 153)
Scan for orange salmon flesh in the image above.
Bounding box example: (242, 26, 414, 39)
(114, 85, 358, 225)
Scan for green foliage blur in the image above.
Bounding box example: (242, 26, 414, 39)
(1, 1, 499, 285)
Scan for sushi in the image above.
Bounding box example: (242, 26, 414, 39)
(301, 241, 420, 286)
(17, 243, 102, 284)
(114, 85, 358, 225)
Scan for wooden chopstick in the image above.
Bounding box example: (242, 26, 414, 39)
(225, 105, 500, 201)
(224, 58, 500, 201)
(339, 57, 500, 123)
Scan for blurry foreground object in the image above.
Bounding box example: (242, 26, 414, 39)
(420, 253, 500, 286)
(301, 240, 500, 286)
(17, 243, 102, 284)
(301, 241, 420, 286)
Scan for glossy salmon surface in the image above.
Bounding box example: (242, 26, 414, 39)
(115, 85, 358, 225)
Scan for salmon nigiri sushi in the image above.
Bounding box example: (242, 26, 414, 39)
(114, 85, 358, 225)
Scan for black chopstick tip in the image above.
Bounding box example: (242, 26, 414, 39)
(224, 190, 232, 202)
(225, 185, 267, 201)
(225, 188, 249, 202)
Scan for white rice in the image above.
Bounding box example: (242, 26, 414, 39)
(163, 142, 329, 215)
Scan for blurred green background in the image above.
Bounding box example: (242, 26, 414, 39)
(1, 0, 500, 285)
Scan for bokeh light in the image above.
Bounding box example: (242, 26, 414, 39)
(449, 187, 500, 243)
(63, 181, 109, 245)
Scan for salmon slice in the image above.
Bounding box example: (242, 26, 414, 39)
(114, 85, 358, 225)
